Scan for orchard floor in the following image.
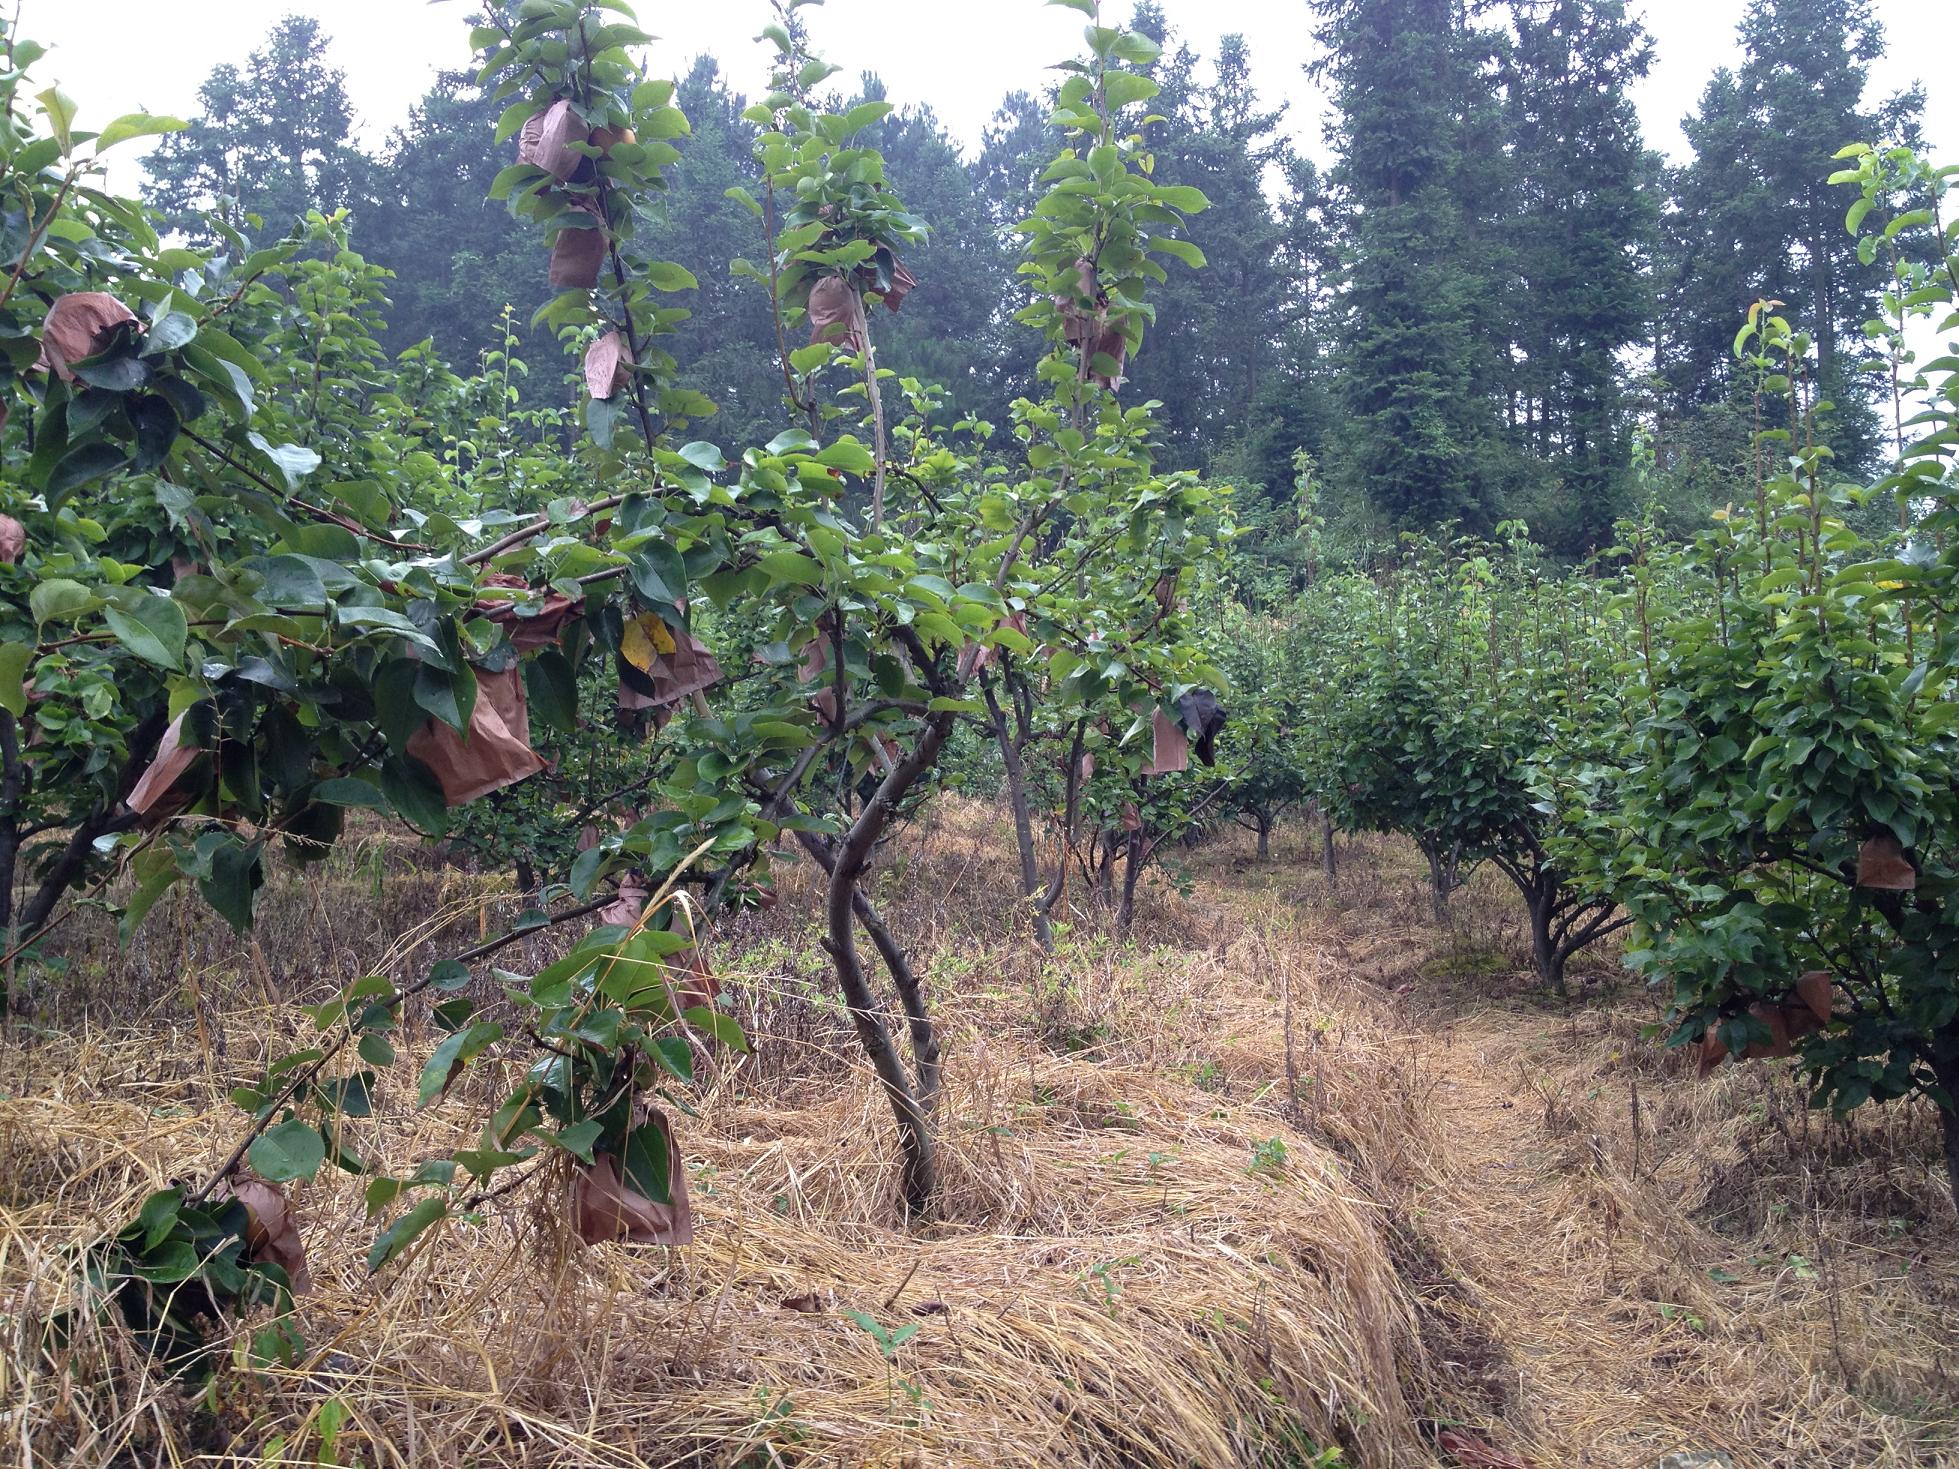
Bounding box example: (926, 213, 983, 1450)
(3, 806, 1956, 1467)
(1230, 829, 1959, 1469)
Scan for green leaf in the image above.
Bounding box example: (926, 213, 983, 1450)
(1151, 237, 1205, 269)
(413, 661, 476, 736)
(1153, 185, 1210, 214)
(0, 642, 32, 716)
(127, 393, 180, 471)
(367, 1196, 446, 1274)
(45, 442, 126, 503)
(73, 353, 150, 393)
(416, 1021, 504, 1108)
(358, 1033, 396, 1067)
(313, 776, 393, 813)
(566, 846, 610, 904)
(651, 1034, 693, 1081)
(554, 1118, 603, 1163)
(95, 113, 187, 150)
(683, 1004, 749, 1053)
(643, 261, 699, 293)
(119, 857, 181, 944)
(317, 1072, 376, 1119)
(1103, 73, 1158, 110)
(36, 87, 76, 153)
(199, 838, 264, 933)
(29, 579, 98, 625)
(493, 98, 537, 145)
(139, 311, 198, 357)
(524, 650, 578, 736)
(756, 551, 822, 587)
(248, 1118, 326, 1183)
(839, 100, 894, 135)
(619, 1117, 672, 1204)
(104, 593, 187, 670)
(126, 1241, 201, 1284)
(814, 439, 875, 476)
(428, 959, 472, 993)
(182, 344, 255, 415)
(789, 343, 835, 375)
(627, 541, 689, 608)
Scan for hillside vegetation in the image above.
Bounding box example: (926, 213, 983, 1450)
(0, 0, 1954, 1464)
(7, 813, 1956, 1465)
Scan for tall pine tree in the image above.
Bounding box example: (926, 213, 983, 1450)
(1661, 0, 1923, 468)
(1315, 0, 1501, 531)
(361, 73, 544, 369)
(146, 16, 367, 241)
(1120, 16, 1294, 472)
(1500, 0, 1658, 552)
(856, 82, 1018, 428)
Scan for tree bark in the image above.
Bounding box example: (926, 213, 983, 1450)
(1255, 811, 1272, 863)
(0, 711, 21, 1011)
(1320, 809, 1337, 882)
(795, 829, 941, 1110)
(1525, 875, 1567, 998)
(819, 710, 953, 1217)
(980, 673, 1051, 951)
(1117, 827, 1144, 935)
(1423, 843, 1455, 924)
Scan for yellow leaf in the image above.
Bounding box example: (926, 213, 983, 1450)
(622, 612, 676, 672)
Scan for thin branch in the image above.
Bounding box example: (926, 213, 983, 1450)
(463, 494, 626, 567)
(183, 429, 431, 553)
(188, 895, 611, 1204)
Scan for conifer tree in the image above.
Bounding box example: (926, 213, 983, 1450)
(146, 16, 366, 238)
(1314, 0, 1501, 529)
(1500, 0, 1658, 552)
(1660, 0, 1923, 461)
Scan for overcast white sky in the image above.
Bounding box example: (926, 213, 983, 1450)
(27, 0, 1959, 192)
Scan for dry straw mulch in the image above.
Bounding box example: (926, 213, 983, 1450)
(1262, 829, 1959, 1469)
(6, 810, 1957, 1469)
(0, 808, 1447, 1468)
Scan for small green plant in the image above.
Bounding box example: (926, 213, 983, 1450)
(1250, 1136, 1289, 1177)
(734, 1385, 808, 1466)
(844, 1309, 922, 1414)
(1656, 1303, 1708, 1333)
(1080, 1256, 1138, 1316)
(1253, 1380, 1347, 1467)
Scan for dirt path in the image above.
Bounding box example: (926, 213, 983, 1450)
(1411, 1008, 1732, 1469)
(1230, 841, 1951, 1468)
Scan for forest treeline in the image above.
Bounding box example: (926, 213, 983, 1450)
(140, 0, 1926, 559)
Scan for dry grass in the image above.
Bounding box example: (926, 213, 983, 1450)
(3, 808, 1956, 1468)
(1235, 829, 1959, 1469)
(0, 804, 1447, 1468)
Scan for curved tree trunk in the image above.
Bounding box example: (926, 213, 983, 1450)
(818, 710, 953, 1217)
